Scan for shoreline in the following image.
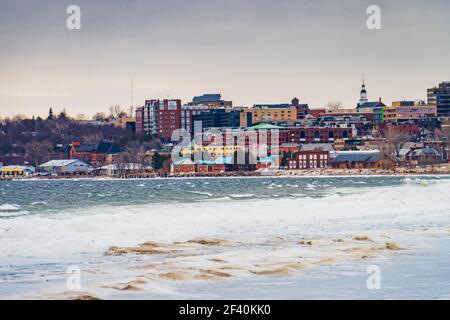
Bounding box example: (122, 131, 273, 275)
(10, 226, 450, 300)
(4, 170, 450, 181)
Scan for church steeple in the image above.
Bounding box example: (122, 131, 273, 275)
(359, 74, 368, 105)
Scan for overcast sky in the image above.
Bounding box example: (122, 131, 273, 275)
(0, 0, 449, 118)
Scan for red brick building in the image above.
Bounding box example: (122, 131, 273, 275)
(135, 99, 182, 141)
(287, 150, 330, 170)
(280, 127, 353, 144)
(56, 141, 123, 167)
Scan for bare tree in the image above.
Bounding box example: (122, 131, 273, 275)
(92, 112, 108, 121)
(76, 114, 87, 121)
(108, 105, 126, 120)
(25, 140, 53, 169)
(326, 101, 343, 112)
(127, 106, 135, 118)
(116, 141, 148, 177)
(374, 125, 411, 169)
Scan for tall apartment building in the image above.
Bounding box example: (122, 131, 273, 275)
(135, 99, 181, 141)
(427, 82, 450, 117)
(384, 100, 437, 123)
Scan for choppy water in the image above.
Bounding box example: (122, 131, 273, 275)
(0, 176, 444, 218)
(0, 176, 449, 299)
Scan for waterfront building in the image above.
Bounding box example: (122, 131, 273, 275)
(171, 156, 233, 175)
(135, 99, 182, 141)
(287, 150, 330, 170)
(427, 81, 450, 117)
(56, 140, 123, 167)
(181, 140, 240, 159)
(171, 159, 196, 174)
(256, 155, 281, 170)
(0, 165, 35, 178)
(279, 143, 301, 155)
(331, 150, 388, 169)
(398, 145, 442, 165)
(39, 159, 92, 175)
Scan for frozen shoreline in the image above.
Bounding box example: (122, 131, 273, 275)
(3, 226, 449, 300)
(1, 176, 449, 299)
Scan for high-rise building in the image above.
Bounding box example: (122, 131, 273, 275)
(135, 99, 181, 141)
(427, 82, 450, 117)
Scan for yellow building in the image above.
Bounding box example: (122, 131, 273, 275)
(384, 101, 437, 123)
(115, 117, 136, 129)
(240, 105, 297, 127)
(0, 166, 35, 177)
(181, 142, 240, 158)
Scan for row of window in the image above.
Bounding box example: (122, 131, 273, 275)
(288, 160, 328, 169)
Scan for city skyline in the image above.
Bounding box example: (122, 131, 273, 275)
(1, 0, 450, 118)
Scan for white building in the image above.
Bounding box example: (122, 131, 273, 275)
(39, 159, 92, 175)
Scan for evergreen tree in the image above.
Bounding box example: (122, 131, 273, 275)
(48, 108, 54, 120)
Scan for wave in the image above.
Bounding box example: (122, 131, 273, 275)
(229, 193, 255, 199)
(1, 178, 449, 258)
(189, 191, 213, 197)
(0, 211, 30, 218)
(202, 196, 231, 202)
(0, 204, 30, 217)
(30, 201, 47, 206)
(0, 204, 21, 211)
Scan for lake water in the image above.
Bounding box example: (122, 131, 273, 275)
(0, 176, 449, 299)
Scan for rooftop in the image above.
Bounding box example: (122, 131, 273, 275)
(332, 150, 381, 163)
(40, 159, 84, 167)
(246, 123, 284, 130)
(193, 94, 222, 103)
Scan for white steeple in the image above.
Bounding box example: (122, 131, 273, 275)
(359, 74, 368, 105)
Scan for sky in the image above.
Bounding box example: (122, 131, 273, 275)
(0, 0, 449, 118)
